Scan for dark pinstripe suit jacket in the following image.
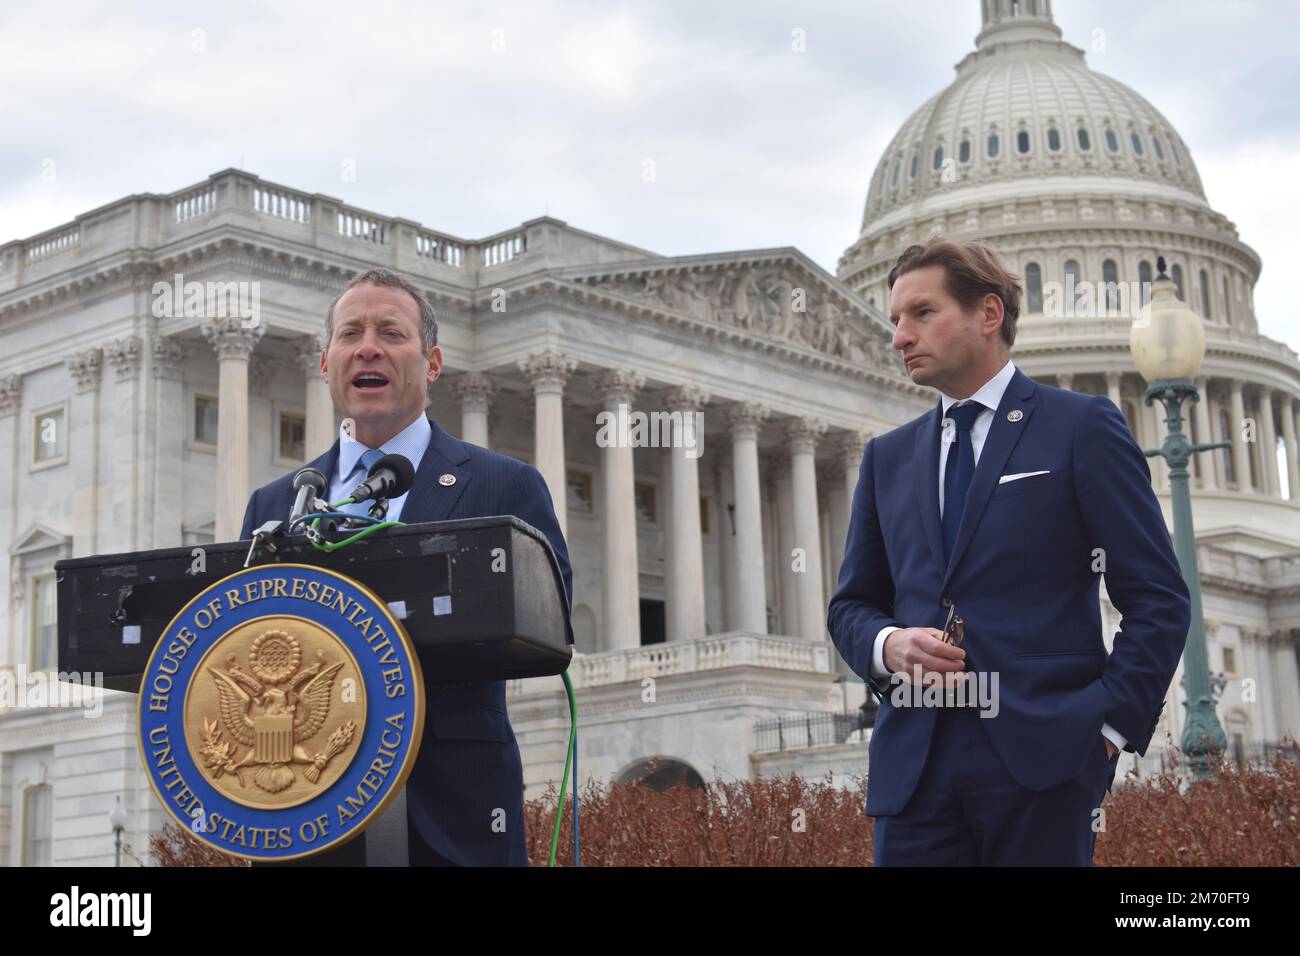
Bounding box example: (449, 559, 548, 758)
(240, 416, 573, 865)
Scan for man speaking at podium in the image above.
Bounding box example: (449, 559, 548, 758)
(828, 239, 1190, 866)
(240, 268, 573, 866)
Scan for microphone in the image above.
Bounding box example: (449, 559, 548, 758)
(350, 453, 416, 504)
(290, 467, 328, 525)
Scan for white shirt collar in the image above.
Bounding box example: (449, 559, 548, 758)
(336, 413, 432, 485)
(940, 359, 1016, 415)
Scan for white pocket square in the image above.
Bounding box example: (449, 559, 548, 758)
(998, 470, 1051, 484)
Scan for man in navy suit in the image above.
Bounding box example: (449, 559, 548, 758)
(828, 239, 1190, 866)
(240, 268, 572, 866)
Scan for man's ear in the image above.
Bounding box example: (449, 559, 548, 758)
(983, 293, 1005, 341)
(427, 346, 443, 386)
(319, 347, 328, 384)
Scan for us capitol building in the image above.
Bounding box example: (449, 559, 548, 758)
(1, 0, 1296, 864)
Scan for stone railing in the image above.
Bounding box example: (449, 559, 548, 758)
(0, 169, 582, 295)
(523, 633, 833, 691)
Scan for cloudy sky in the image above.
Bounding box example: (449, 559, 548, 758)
(2, 0, 1296, 350)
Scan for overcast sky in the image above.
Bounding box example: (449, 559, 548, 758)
(2, 0, 1296, 350)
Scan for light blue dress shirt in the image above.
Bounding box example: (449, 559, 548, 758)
(330, 414, 432, 522)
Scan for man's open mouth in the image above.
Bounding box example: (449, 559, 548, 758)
(352, 372, 390, 390)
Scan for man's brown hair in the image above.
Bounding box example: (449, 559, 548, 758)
(887, 238, 1021, 349)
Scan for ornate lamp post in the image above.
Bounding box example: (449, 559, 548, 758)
(109, 796, 128, 867)
(1129, 257, 1229, 779)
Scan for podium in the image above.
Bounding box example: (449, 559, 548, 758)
(56, 516, 573, 866)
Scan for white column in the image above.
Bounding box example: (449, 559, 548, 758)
(597, 369, 644, 650)
(151, 338, 187, 548)
(1230, 381, 1250, 491)
(0, 375, 21, 664)
(1257, 386, 1279, 497)
(1146, 399, 1168, 491)
(1057, 373, 1074, 391)
(829, 430, 869, 592)
(728, 402, 769, 634)
(1194, 377, 1217, 490)
(1105, 371, 1122, 409)
(202, 318, 265, 541)
(104, 336, 144, 550)
(518, 351, 576, 534)
(717, 456, 740, 631)
(788, 417, 828, 642)
(456, 372, 494, 449)
(775, 471, 798, 635)
(297, 334, 334, 457)
(65, 348, 103, 556)
(664, 386, 708, 642)
(1208, 387, 1228, 488)
(1282, 396, 1300, 500)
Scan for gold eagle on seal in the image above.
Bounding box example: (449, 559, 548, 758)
(200, 629, 356, 793)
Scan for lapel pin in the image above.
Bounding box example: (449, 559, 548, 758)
(1007, 409, 1023, 422)
(439, 473, 457, 486)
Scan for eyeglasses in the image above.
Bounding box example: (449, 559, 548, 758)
(942, 602, 965, 648)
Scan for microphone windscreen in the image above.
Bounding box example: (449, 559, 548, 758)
(293, 467, 328, 492)
(369, 453, 416, 498)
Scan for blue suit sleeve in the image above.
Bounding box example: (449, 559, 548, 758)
(504, 464, 574, 611)
(827, 438, 902, 697)
(1074, 396, 1191, 754)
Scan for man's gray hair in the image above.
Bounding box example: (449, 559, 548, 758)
(325, 268, 439, 350)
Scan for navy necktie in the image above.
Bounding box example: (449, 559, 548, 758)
(341, 449, 385, 516)
(941, 402, 984, 561)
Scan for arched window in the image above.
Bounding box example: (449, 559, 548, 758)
(1105, 127, 1119, 152)
(1012, 0, 1021, 15)
(1025, 262, 1043, 314)
(1199, 269, 1212, 319)
(1130, 131, 1145, 156)
(22, 785, 52, 867)
(1222, 274, 1231, 325)
(1170, 138, 1181, 167)
(1218, 408, 1234, 484)
(1102, 258, 1119, 311)
(1063, 259, 1082, 292)
(910, 152, 919, 178)
(892, 159, 901, 188)
(1151, 134, 1165, 161)
(1047, 127, 1061, 151)
(1138, 260, 1153, 306)
(1171, 263, 1185, 300)
(933, 145, 944, 170)
(1077, 127, 1091, 151)
(988, 132, 1000, 158)
(959, 138, 971, 163)
(1017, 130, 1031, 154)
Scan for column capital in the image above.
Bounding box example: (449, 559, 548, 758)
(786, 416, 827, 453)
(663, 384, 710, 413)
(1104, 371, 1123, 386)
(596, 368, 645, 408)
(152, 337, 187, 381)
(831, 428, 872, 468)
(0, 374, 21, 417)
(295, 334, 326, 375)
(456, 372, 496, 413)
(66, 347, 103, 393)
(201, 316, 265, 361)
(727, 402, 769, 440)
(518, 350, 577, 393)
(105, 336, 143, 383)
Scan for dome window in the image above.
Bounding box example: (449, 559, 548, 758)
(1063, 259, 1082, 292)
(1171, 263, 1185, 300)
(1151, 134, 1165, 161)
(1104, 127, 1119, 152)
(892, 159, 901, 188)
(1047, 127, 1061, 152)
(1024, 262, 1043, 314)
(987, 133, 1000, 158)
(933, 145, 944, 170)
(1102, 259, 1120, 311)
(1138, 260, 1152, 306)
(1076, 127, 1091, 151)
(1169, 137, 1181, 166)
(1017, 130, 1031, 154)
(1199, 268, 1212, 319)
(910, 152, 919, 178)
(1130, 131, 1145, 155)
(959, 139, 971, 163)
(1222, 274, 1231, 324)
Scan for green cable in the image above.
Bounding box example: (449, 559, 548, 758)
(547, 669, 577, 867)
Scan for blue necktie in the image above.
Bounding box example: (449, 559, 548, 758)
(941, 402, 984, 561)
(341, 449, 385, 517)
